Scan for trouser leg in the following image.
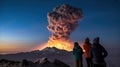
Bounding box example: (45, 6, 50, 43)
(86, 58, 92, 67)
(78, 59, 83, 67)
(75, 60, 79, 67)
(86, 58, 90, 67)
(101, 62, 106, 67)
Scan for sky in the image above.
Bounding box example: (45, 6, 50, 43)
(0, 0, 120, 54)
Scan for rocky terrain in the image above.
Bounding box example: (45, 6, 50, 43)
(0, 47, 120, 67)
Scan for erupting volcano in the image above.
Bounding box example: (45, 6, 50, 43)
(46, 4, 83, 51)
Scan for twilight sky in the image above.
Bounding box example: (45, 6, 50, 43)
(0, 0, 120, 54)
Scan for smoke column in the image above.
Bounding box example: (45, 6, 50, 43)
(47, 4, 83, 51)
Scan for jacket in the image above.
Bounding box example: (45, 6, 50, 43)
(83, 43, 91, 58)
(90, 44, 108, 63)
(73, 45, 83, 60)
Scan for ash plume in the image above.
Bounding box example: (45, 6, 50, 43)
(47, 4, 83, 41)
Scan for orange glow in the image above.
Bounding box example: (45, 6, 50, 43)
(0, 41, 35, 54)
(47, 39, 74, 51)
(36, 40, 73, 51)
(36, 43, 48, 50)
(37, 40, 84, 51)
(37, 40, 74, 51)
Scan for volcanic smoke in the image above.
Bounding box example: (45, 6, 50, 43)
(47, 4, 83, 51)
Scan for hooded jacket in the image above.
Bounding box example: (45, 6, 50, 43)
(73, 45, 83, 60)
(90, 44, 108, 63)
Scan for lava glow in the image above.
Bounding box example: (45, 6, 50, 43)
(36, 41, 73, 51)
(48, 39, 74, 51)
(37, 41, 84, 51)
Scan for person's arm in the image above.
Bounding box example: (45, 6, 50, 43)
(90, 48, 93, 59)
(102, 47, 108, 57)
(101, 45, 108, 57)
(81, 48, 84, 55)
(83, 45, 85, 52)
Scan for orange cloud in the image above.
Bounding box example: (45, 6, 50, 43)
(0, 41, 35, 54)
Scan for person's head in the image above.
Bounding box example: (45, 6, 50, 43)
(84, 37, 90, 43)
(74, 42, 79, 47)
(74, 42, 82, 50)
(93, 37, 100, 44)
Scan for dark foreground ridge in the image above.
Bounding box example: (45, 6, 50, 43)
(0, 57, 70, 67)
(0, 47, 72, 67)
(0, 47, 119, 67)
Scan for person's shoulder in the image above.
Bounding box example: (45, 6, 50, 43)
(99, 44, 104, 48)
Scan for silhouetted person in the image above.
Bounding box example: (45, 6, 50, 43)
(73, 42, 83, 67)
(83, 37, 92, 67)
(90, 37, 108, 67)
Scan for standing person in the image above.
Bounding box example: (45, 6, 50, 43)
(73, 42, 83, 67)
(90, 37, 108, 67)
(83, 37, 92, 67)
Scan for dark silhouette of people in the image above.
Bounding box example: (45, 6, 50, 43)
(83, 37, 92, 67)
(90, 37, 108, 67)
(73, 42, 83, 67)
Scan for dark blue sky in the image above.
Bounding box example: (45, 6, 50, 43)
(0, 0, 120, 53)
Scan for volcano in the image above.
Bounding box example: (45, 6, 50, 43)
(46, 4, 83, 51)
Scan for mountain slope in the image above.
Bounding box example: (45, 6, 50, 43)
(0, 47, 74, 67)
(0, 47, 120, 67)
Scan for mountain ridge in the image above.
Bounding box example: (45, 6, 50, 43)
(0, 47, 73, 67)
